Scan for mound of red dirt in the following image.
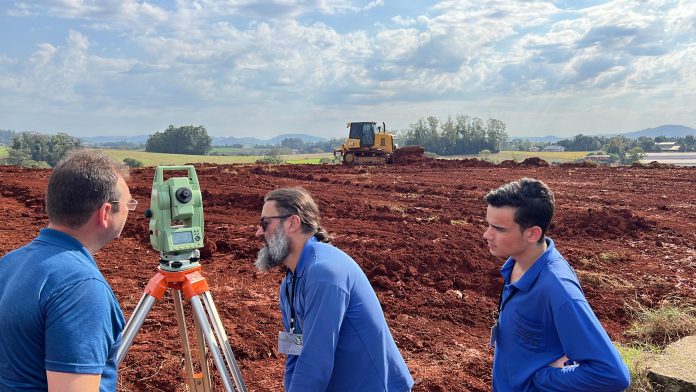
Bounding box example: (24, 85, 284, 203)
(560, 161, 599, 168)
(554, 207, 657, 239)
(498, 159, 518, 167)
(1, 163, 694, 392)
(393, 146, 429, 164)
(520, 157, 550, 167)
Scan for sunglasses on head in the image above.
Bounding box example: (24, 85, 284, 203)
(259, 215, 291, 231)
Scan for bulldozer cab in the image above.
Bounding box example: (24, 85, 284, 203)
(348, 122, 377, 148)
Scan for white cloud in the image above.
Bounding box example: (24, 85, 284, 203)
(8, 0, 169, 27)
(391, 15, 416, 27)
(1, 0, 695, 137)
(363, 0, 383, 11)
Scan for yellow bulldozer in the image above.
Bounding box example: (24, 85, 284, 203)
(333, 121, 425, 165)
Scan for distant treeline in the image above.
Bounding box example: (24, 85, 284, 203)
(4, 124, 695, 168)
(558, 134, 696, 153)
(2, 132, 83, 168)
(395, 118, 696, 157)
(508, 134, 696, 154)
(398, 115, 508, 154)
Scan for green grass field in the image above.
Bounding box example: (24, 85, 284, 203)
(1, 146, 588, 166)
(209, 146, 247, 154)
(0, 146, 333, 166)
(445, 150, 589, 164)
(100, 149, 334, 166)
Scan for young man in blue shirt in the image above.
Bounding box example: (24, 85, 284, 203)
(254, 187, 413, 392)
(484, 178, 630, 392)
(0, 150, 134, 391)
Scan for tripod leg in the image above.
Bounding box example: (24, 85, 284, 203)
(201, 291, 248, 392)
(117, 294, 156, 366)
(193, 314, 213, 392)
(190, 296, 238, 392)
(173, 290, 208, 392)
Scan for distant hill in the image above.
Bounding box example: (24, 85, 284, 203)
(619, 124, 696, 138)
(19, 124, 696, 148)
(214, 133, 326, 147)
(513, 124, 695, 142)
(583, 124, 695, 139)
(80, 135, 150, 146)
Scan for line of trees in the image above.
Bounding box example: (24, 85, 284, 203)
(556, 134, 696, 153)
(145, 125, 212, 155)
(5, 132, 83, 168)
(271, 137, 343, 153)
(399, 115, 508, 155)
(508, 134, 696, 154)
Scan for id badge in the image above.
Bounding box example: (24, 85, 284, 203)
(489, 322, 499, 348)
(278, 331, 303, 356)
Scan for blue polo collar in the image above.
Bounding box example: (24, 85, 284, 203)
(500, 237, 555, 292)
(36, 228, 94, 262)
(290, 236, 318, 278)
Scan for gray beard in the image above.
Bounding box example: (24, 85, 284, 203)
(254, 227, 290, 271)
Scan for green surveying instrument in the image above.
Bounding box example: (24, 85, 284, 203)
(117, 166, 247, 392)
(147, 165, 204, 269)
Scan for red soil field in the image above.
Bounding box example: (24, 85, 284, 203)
(1, 159, 695, 391)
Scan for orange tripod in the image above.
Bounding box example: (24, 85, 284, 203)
(116, 264, 247, 392)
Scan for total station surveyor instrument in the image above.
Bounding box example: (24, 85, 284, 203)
(116, 165, 247, 392)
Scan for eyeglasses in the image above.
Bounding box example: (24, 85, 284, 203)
(110, 199, 138, 211)
(259, 215, 291, 231)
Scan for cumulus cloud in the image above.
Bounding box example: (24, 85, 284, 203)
(1, 0, 695, 136)
(391, 15, 416, 27)
(8, 0, 169, 28)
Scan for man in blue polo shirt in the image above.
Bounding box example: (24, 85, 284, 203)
(0, 150, 135, 391)
(254, 187, 413, 392)
(484, 178, 630, 392)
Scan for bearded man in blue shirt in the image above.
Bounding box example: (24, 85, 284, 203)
(484, 178, 630, 392)
(254, 187, 413, 392)
(0, 150, 134, 391)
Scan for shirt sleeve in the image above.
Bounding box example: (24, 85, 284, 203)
(43, 279, 121, 374)
(533, 299, 630, 391)
(288, 282, 349, 392)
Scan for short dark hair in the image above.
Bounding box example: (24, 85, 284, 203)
(46, 149, 130, 229)
(484, 178, 554, 242)
(264, 187, 332, 243)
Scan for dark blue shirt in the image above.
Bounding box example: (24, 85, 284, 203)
(493, 238, 630, 391)
(280, 237, 413, 391)
(0, 229, 125, 391)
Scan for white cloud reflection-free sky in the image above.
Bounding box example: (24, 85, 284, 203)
(1, 0, 694, 139)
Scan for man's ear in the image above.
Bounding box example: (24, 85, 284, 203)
(525, 226, 543, 243)
(94, 202, 112, 229)
(287, 215, 302, 233)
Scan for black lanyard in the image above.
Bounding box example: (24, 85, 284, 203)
(497, 284, 518, 318)
(284, 274, 298, 333)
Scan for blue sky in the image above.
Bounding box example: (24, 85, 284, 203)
(1, 0, 694, 139)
